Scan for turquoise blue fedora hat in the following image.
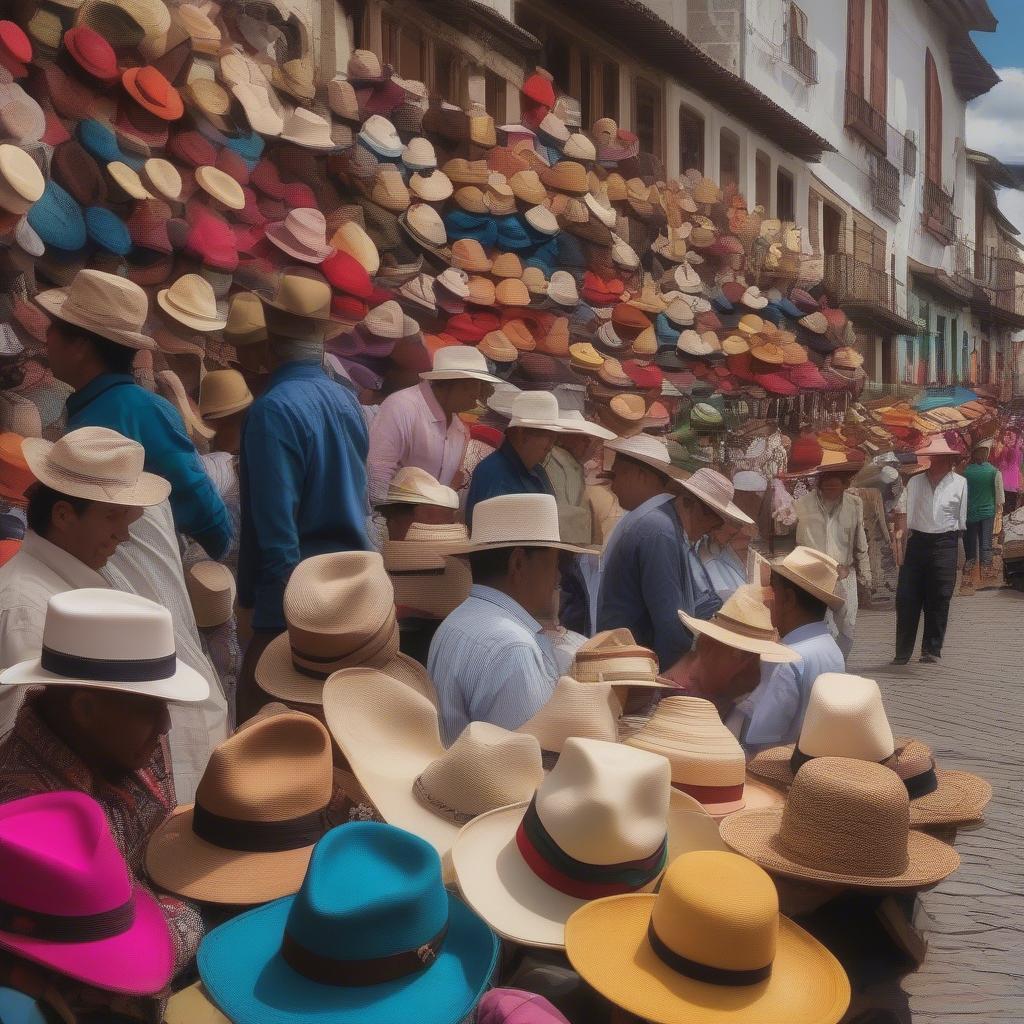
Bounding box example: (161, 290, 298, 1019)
(198, 822, 499, 1024)
(443, 209, 497, 248)
(495, 214, 532, 251)
(76, 118, 142, 170)
(778, 296, 803, 319)
(27, 181, 86, 252)
(654, 311, 680, 349)
(221, 129, 265, 165)
(0, 987, 49, 1024)
(84, 206, 132, 256)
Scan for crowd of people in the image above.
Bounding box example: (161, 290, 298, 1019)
(0, 2, 1007, 1022)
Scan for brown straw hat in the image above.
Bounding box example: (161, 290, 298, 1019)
(185, 560, 236, 629)
(199, 369, 253, 420)
(255, 551, 435, 707)
(323, 668, 544, 860)
(720, 757, 961, 889)
(144, 711, 335, 904)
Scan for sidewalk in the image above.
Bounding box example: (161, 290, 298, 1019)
(847, 587, 1023, 1023)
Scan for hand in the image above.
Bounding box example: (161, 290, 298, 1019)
(450, 469, 469, 490)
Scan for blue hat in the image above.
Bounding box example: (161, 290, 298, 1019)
(84, 206, 132, 256)
(443, 209, 497, 248)
(494, 214, 532, 251)
(761, 303, 784, 327)
(0, 988, 49, 1024)
(655, 312, 680, 349)
(524, 238, 559, 276)
(777, 296, 802, 320)
(27, 181, 86, 252)
(556, 232, 586, 270)
(198, 822, 498, 1024)
(76, 118, 136, 168)
(710, 290, 734, 314)
(222, 130, 265, 164)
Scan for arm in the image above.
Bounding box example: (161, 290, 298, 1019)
(851, 497, 872, 587)
(995, 469, 1005, 509)
(366, 396, 407, 507)
(639, 526, 695, 668)
(958, 480, 968, 532)
(471, 642, 555, 731)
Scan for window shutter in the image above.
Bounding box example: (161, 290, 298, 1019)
(807, 190, 822, 253)
(869, 0, 887, 115)
(925, 49, 943, 184)
(847, 0, 866, 98)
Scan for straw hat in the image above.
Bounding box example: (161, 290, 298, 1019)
(516, 676, 620, 761)
(626, 697, 785, 817)
(255, 551, 435, 707)
(409, 168, 453, 202)
(916, 435, 960, 457)
(0, 589, 208, 703)
(185, 559, 236, 629)
(232, 82, 283, 137)
(225, 291, 267, 347)
(569, 628, 668, 707)
(199, 369, 253, 420)
(420, 344, 501, 383)
(772, 546, 844, 609)
(452, 737, 723, 949)
(22, 427, 169, 506)
(195, 165, 245, 210)
(0, 144, 45, 214)
(448, 494, 594, 556)
(564, 850, 850, 1024)
(323, 669, 544, 859)
(279, 108, 336, 151)
(157, 273, 227, 332)
(266, 208, 334, 264)
(145, 711, 334, 904)
(679, 584, 796, 662)
(383, 466, 458, 509)
(36, 268, 156, 350)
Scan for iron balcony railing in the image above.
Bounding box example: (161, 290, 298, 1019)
(789, 35, 818, 83)
(870, 154, 901, 220)
(955, 240, 1024, 320)
(823, 253, 910, 324)
(922, 179, 956, 246)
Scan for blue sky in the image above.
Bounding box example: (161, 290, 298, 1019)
(971, 0, 1024, 67)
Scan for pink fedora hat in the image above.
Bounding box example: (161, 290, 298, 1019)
(0, 791, 174, 995)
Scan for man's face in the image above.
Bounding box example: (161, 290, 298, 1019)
(412, 504, 458, 526)
(45, 321, 81, 385)
(512, 428, 557, 469)
(51, 500, 143, 570)
(434, 378, 485, 414)
(689, 501, 725, 540)
(72, 688, 171, 773)
(608, 454, 646, 510)
(818, 473, 848, 502)
(512, 546, 560, 617)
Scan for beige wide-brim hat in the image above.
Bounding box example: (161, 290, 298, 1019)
(194, 165, 245, 210)
(677, 470, 755, 527)
(22, 430, 170, 507)
(446, 494, 596, 557)
(157, 274, 228, 332)
(679, 608, 797, 663)
(164, 982, 231, 1024)
(451, 792, 724, 949)
(771, 560, 844, 609)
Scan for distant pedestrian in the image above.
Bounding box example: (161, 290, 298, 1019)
(991, 426, 1022, 513)
(959, 439, 1003, 594)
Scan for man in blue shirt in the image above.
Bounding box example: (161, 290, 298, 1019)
(728, 546, 846, 751)
(38, 270, 231, 560)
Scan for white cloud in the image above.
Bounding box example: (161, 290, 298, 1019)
(967, 68, 1024, 233)
(997, 189, 1024, 236)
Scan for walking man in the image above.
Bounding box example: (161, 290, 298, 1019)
(959, 439, 1003, 595)
(893, 437, 967, 665)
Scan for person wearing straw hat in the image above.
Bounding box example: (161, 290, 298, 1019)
(377, 465, 460, 541)
(368, 346, 501, 506)
(727, 547, 845, 752)
(892, 435, 967, 665)
(959, 438, 1003, 594)
(428, 493, 594, 745)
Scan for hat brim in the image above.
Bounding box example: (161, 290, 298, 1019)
(719, 808, 960, 889)
(770, 564, 845, 610)
(419, 368, 503, 384)
(157, 291, 229, 332)
(447, 539, 598, 557)
(564, 892, 850, 1024)
(198, 889, 499, 1024)
(677, 477, 755, 526)
(35, 287, 157, 351)
(678, 610, 798, 663)
(265, 227, 334, 263)
(145, 804, 318, 904)
(450, 795, 721, 949)
(705, 776, 787, 818)
(0, 882, 174, 996)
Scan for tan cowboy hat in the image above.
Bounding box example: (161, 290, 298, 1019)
(451, 737, 724, 949)
(185, 560, 236, 629)
(772, 546, 845, 609)
(564, 851, 851, 1024)
(677, 467, 755, 526)
(387, 552, 472, 620)
(157, 273, 227, 332)
(680, 584, 797, 662)
(382, 466, 459, 509)
(323, 669, 544, 860)
(625, 696, 785, 818)
(199, 369, 253, 421)
(145, 711, 334, 904)
(36, 268, 156, 350)
(516, 676, 620, 763)
(447, 494, 595, 556)
(720, 757, 961, 889)
(255, 551, 436, 707)
(22, 427, 170, 506)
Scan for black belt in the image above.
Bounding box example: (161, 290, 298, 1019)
(909, 530, 959, 541)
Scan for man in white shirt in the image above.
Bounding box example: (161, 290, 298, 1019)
(893, 437, 967, 665)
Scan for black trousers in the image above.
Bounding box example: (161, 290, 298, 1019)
(895, 531, 959, 660)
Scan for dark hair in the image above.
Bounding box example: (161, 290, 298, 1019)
(774, 571, 829, 619)
(467, 546, 515, 583)
(25, 483, 93, 535)
(83, 327, 137, 375)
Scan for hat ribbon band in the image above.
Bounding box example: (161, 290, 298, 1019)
(672, 781, 745, 805)
(40, 646, 177, 683)
(0, 893, 135, 943)
(515, 797, 667, 899)
(902, 764, 939, 800)
(706, 613, 780, 642)
(646, 922, 772, 987)
(412, 776, 475, 826)
(289, 615, 397, 679)
(191, 802, 328, 853)
(280, 919, 449, 987)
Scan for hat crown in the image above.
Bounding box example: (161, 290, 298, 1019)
(715, 585, 776, 637)
(0, 792, 133, 919)
(650, 851, 778, 975)
(537, 737, 670, 865)
(779, 758, 912, 876)
(431, 344, 488, 374)
(386, 466, 459, 508)
(778, 545, 840, 596)
(66, 268, 149, 333)
(196, 712, 334, 823)
(608, 433, 670, 466)
(284, 822, 448, 964)
(45, 424, 146, 489)
(518, 676, 619, 753)
(468, 493, 563, 547)
(166, 273, 217, 317)
(135, 66, 171, 105)
(799, 673, 895, 760)
(509, 390, 559, 423)
(271, 272, 331, 318)
(685, 467, 735, 510)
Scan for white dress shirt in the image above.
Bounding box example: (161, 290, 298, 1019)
(896, 471, 968, 533)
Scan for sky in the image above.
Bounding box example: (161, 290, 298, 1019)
(967, 0, 1024, 231)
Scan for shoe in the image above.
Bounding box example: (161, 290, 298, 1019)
(890, 656, 910, 666)
(919, 653, 939, 664)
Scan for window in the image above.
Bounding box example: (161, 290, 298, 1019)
(950, 317, 958, 380)
(755, 150, 771, 210)
(822, 201, 843, 256)
(869, 0, 888, 117)
(433, 40, 465, 105)
(788, 3, 817, 82)
(602, 62, 620, 120)
(380, 14, 424, 81)
(381, 13, 398, 68)
(719, 128, 740, 190)
(925, 49, 943, 185)
(679, 104, 705, 174)
(776, 167, 795, 220)
(485, 70, 506, 123)
(845, 0, 887, 150)
(633, 77, 663, 163)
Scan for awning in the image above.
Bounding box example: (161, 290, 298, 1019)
(908, 258, 973, 305)
(837, 299, 919, 337)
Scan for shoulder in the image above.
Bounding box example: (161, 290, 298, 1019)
(846, 491, 864, 509)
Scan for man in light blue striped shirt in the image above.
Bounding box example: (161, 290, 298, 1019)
(428, 493, 591, 745)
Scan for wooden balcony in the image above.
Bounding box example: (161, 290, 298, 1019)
(923, 179, 956, 246)
(789, 35, 818, 83)
(844, 88, 886, 153)
(823, 253, 917, 335)
(955, 240, 1024, 327)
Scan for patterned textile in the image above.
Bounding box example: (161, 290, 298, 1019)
(199, 618, 241, 733)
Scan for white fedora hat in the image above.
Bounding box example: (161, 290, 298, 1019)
(508, 391, 573, 432)
(451, 737, 725, 949)
(679, 584, 797, 663)
(382, 466, 459, 509)
(558, 410, 615, 441)
(772, 545, 845, 609)
(516, 676, 620, 765)
(448, 493, 595, 556)
(0, 589, 209, 703)
(678, 467, 755, 526)
(22, 427, 171, 507)
(605, 434, 687, 483)
(419, 345, 502, 384)
(323, 669, 544, 860)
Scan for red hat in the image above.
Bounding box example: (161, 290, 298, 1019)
(0, 21, 31, 79)
(40, 102, 71, 147)
(720, 280, 746, 304)
(725, 352, 757, 383)
(121, 65, 184, 121)
(611, 303, 651, 338)
(236, 187, 268, 227)
(755, 371, 799, 397)
(322, 250, 373, 299)
(446, 312, 498, 343)
(581, 271, 624, 306)
(331, 294, 369, 321)
(251, 159, 288, 199)
(185, 207, 239, 271)
(168, 130, 217, 169)
(215, 147, 250, 187)
(785, 432, 825, 475)
(695, 310, 722, 332)
(522, 71, 556, 110)
(622, 359, 662, 389)
(127, 199, 174, 254)
(787, 361, 828, 390)
(424, 332, 462, 358)
(282, 182, 318, 209)
(62, 27, 118, 85)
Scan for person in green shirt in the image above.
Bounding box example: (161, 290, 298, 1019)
(960, 439, 1004, 592)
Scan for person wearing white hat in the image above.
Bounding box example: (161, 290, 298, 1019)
(377, 465, 460, 541)
(368, 346, 502, 506)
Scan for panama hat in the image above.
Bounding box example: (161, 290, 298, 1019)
(448, 493, 594, 556)
(771, 546, 844, 609)
(720, 757, 961, 889)
(199, 369, 253, 420)
(420, 344, 501, 383)
(507, 391, 573, 432)
(266, 208, 334, 264)
(451, 737, 723, 949)
(564, 850, 850, 1024)
(280, 108, 336, 150)
(383, 466, 459, 509)
(157, 273, 227, 332)
(22, 427, 169, 507)
(625, 697, 785, 817)
(0, 791, 176, 995)
(887, 739, 993, 828)
(680, 584, 796, 662)
(516, 676, 620, 764)
(410, 168, 453, 202)
(262, 269, 333, 337)
(1, 589, 209, 703)
(146, 712, 335, 904)
(185, 560, 237, 629)
(674, 467, 754, 526)
(255, 551, 435, 707)
(0, 144, 45, 214)
(324, 669, 544, 859)
(569, 629, 669, 706)
(198, 821, 499, 1024)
